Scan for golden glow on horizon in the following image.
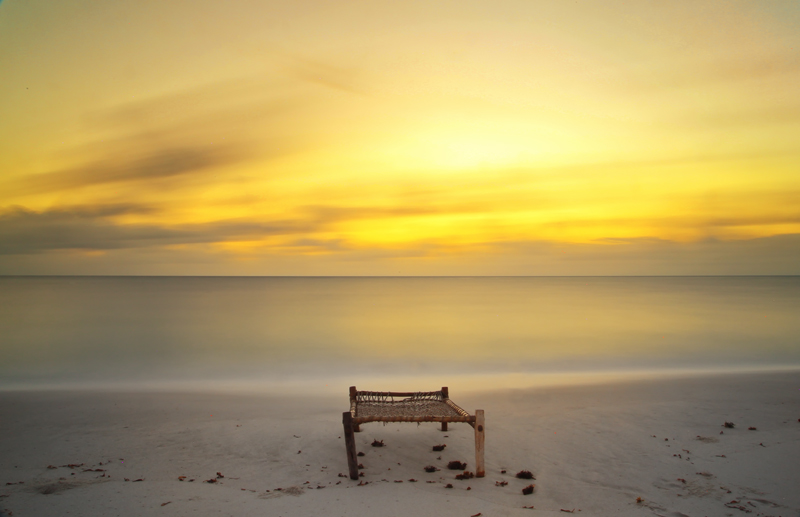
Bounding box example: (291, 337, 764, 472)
(1, 0, 799, 274)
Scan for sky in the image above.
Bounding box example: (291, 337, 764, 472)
(1, 0, 799, 276)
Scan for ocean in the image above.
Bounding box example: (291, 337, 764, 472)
(1, 276, 799, 393)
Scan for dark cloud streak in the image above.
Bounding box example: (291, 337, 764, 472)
(4, 74, 309, 197)
(0, 205, 316, 255)
(12, 143, 248, 196)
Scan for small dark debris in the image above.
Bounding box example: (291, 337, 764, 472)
(500, 469, 507, 474)
(444, 483, 453, 489)
(447, 461, 467, 470)
(205, 479, 217, 484)
(132, 478, 144, 482)
(160, 502, 171, 507)
(516, 470, 535, 480)
(338, 473, 347, 478)
(297, 450, 301, 454)
(178, 476, 186, 481)
(216, 472, 224, 479)
(677, 478, 686, 484)
(560, 509, 575, 513)
(495, 481, 508, 486)
(358, 463, 365, 469)
(432, 444, 446, 451)
(471, 513, 481, 517)
(46, 465, 57, 470)
(759, 442, 765, 447)
(636, 497, 643, 503)
(424, 466, 439, 473)
(455, 471, 474, 480)
(408, 478, 417, 482)
(394, 480, 403, 483)
(371, 440, 385, 447)
(748, 427, 757, 431)
(724, 503, 749, 511)
(522, 484, 535, 495)
(357, 452, 365, 457)
(723, 422, 735, 428)
(359, 472, 364, 477)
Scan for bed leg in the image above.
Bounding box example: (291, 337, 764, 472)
(343, 412, 359, 480)
(441, 422, 448, 431)
(474, 409, 485, 478)
(350, 386, 360, 433)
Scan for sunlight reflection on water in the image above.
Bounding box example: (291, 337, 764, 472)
(1, 276, 799, 391)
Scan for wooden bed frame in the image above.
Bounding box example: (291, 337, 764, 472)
(342, 386, 485, 480)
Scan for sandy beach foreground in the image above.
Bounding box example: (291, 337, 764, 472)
(1, 371, 798, 517)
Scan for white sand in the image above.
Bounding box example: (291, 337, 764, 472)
(1, 371, 798, 517)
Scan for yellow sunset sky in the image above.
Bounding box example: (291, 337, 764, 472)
(1, 0, 799, 275)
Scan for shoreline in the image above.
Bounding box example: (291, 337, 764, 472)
(3, 364, 799, 396)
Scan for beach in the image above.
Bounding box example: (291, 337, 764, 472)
(1, 370, 798, 517)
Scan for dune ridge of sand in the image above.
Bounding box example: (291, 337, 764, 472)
(1, 371, 798, 516)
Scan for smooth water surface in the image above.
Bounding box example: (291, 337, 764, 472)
(1, 277, 799, 391)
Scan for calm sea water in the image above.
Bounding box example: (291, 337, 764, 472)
(1, 276, 799, 392)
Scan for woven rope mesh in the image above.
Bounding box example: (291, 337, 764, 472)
(356, 391, 443, 403)
(356, 400, 463, 419)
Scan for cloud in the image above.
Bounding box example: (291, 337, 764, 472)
(11, 143, 249, 196)
(0, 205, 316, 255)
(486, 233, 800, 276)
(540, 208, 800, 235)
(3, 75, 310, 197)
(285, 55, 366, 95)
(620, 50, 800, 93)
(668, 104, 800, 129)
(0, 198, 486, 257)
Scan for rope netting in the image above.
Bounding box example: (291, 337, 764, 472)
(351, 390, 472, 421)
(355, 391, 443, 403)
(356, 400, 463, 419)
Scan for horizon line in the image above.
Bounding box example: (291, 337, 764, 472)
(2, 274, 799, 279)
